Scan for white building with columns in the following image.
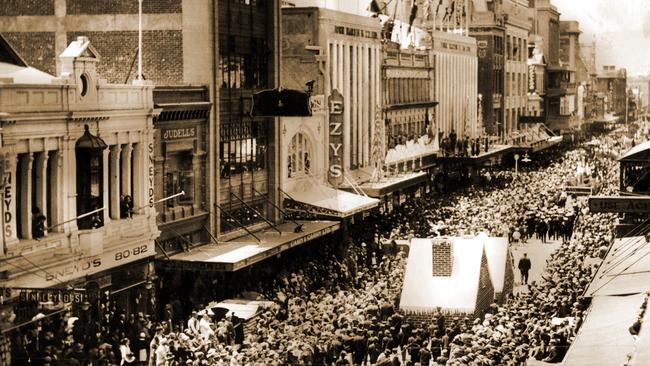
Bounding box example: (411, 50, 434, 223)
(432, 31, 479, 138)
(0, 36, 159, 293)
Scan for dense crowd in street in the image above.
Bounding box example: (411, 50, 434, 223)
(8, 129, 634, 365)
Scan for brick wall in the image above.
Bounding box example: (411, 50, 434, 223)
(3, 32, 56, 75)
(66, 0, 182, 14)
(0, 0, 54, 16)
(431, 241, 453, 276)
(474, 251, 496, 318)
(67, 31, 183, 84)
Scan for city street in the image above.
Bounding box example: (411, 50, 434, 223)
(511, 238, 562, 294)
(1, 0, 649, 366)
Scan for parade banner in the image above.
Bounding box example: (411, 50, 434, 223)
(589, 196, 650, 213)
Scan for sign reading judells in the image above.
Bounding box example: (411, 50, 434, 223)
(328, 89, 344, 187)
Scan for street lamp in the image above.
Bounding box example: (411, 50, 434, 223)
(514, 153, 519, 174)
(521, 153, 531, 163)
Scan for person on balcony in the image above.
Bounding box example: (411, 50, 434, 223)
(121, 195, 134, 219)
(32, 206, 47, 240)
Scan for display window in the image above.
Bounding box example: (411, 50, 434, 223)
(164, 149, 195, 209)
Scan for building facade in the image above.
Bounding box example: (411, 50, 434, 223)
(152, 86, 212, 253)
(469, 2, 506, 136)
(595, 65, 627, 117)
(432, 31, 479, 139)
(279, 6, 379, 218)
(217, 0, 282, 235)
(0, 35, 159, 329)
(502, 0, 532, 136)
(0, 0, 217, 245)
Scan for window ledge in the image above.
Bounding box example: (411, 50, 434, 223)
(6, 232, 70, 258)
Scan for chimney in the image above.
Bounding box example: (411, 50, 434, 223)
(432, 240, 453, 276)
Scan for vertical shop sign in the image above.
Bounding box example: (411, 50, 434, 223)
(3, 170, 12, 239)
(148, 142, 155, 206)
(528, 65, 536, 93)
(328, 89, 344, 187)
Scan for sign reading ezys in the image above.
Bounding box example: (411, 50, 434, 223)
(328, 90, 344, 187)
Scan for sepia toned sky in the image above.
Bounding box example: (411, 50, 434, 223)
(553, 0, 650, 76)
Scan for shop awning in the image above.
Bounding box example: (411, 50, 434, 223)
(436, 144, 513, 166)
(530, 136, 563, 152)
(284, 181, 379, 218)
(583, 236, 649, 297)
(619, 140, 650, 161)
(355, 172, 429, 198)
(158, 220, 340, 272)
(562, 293, 647, 366)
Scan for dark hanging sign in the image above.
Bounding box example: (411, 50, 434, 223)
(250, 89, 312, 117)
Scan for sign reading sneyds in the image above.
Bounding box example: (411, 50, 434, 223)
(328, 89, 344, 187)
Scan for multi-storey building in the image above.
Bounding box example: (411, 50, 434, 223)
(595, 65, 627, 117)
(502, 0, 533, 136)
(0, 35, 159, 340)
(0, 0, 216, 253)
(1, 1, 355, 344)
(468, 0, 531, 139)
(279, 6, 380, 218)
(432, 31, 479, 138)
(530, 0, 579, 133)
(469, 1, 506, 137)
(558, 20, 582, 123)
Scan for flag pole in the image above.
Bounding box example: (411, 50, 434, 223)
(137, 0, 143, 81)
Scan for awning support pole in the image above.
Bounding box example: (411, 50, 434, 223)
(230, 192, 281, 234)
(202, 224, 219, 244)
(214, 203, 261, 242)
(154, 239, 171, 260)
(252, 187, 303, 231)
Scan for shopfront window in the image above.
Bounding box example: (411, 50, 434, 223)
(287, 132, 312, 178)
(165, 150, 194, 208)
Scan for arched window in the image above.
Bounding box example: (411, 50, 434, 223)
(287, 132, 312, 178)
(76, 125, 107, 229)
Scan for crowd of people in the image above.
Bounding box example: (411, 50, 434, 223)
(7, 127, 635, 365)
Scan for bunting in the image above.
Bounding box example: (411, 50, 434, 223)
(435, 0, 442, 17)
(407, 0, 419, 34)
(443, 0, 455, 23)
(423, 0, 432, 19)
(368, 0, 382, 16)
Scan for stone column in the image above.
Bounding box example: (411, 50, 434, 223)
(102, 148, 110, 224)
(34, 152, 49, 226)
(132, 142, 143, 212)
(121, 143, 133, 196)
(48, 151, 63, 232)
(19, 153, 34, 239)
(109, 145, 121, 220)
